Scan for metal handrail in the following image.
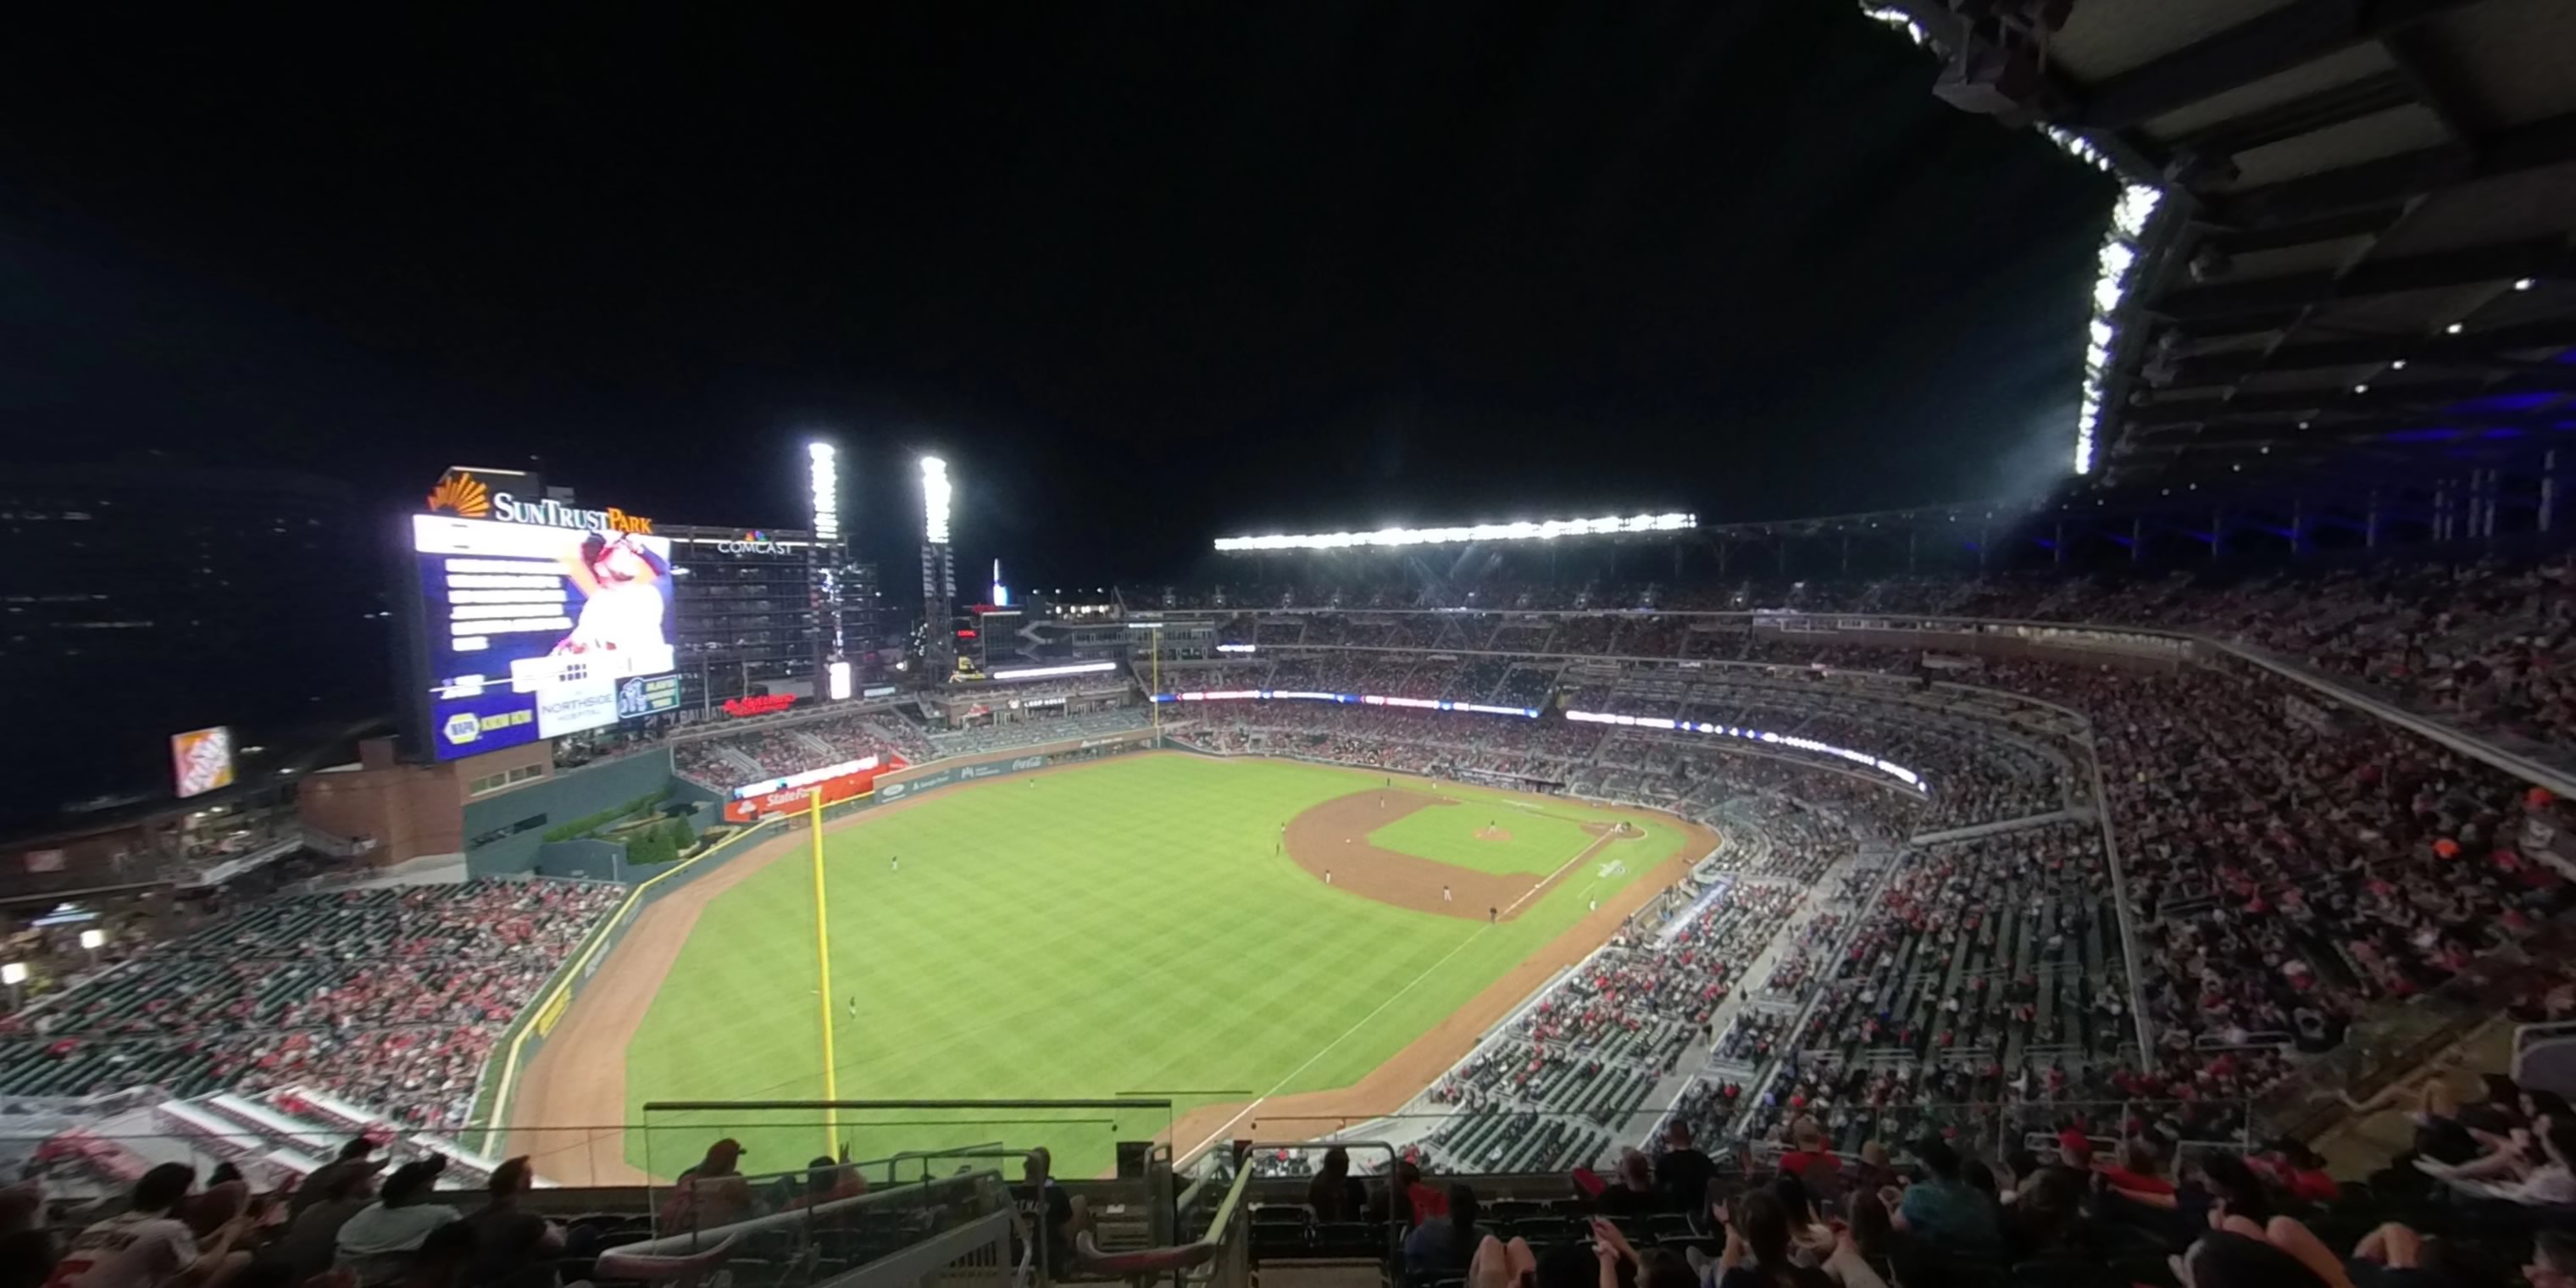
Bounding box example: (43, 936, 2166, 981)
(605, 1165, 1005, 1263)
(2518, 1021, 2576, 1058)
(641, 1098, 1175, 1112)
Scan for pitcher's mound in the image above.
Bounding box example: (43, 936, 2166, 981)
(1474, 826, 1513, 842)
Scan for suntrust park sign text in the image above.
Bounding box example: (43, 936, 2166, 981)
(492, 492, 654, 534)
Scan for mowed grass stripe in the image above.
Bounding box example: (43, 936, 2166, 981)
(620, 755, 1671, 1174)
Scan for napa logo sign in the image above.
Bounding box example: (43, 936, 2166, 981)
(426, 468, 654, 534)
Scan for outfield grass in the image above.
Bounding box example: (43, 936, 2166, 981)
(1365, 798, 1601, 877)
(620, 752, 1685, 1175)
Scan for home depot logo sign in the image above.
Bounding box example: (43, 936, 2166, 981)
(425, 469, 653, 534)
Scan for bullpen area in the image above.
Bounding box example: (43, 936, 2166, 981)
(505, 751, 1712, 1180)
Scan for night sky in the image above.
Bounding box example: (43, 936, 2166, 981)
(0, 3, 2112, 588)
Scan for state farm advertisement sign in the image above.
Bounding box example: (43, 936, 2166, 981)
(723, 756, 906, 822)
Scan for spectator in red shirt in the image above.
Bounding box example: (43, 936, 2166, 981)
(2096, 1139, 2175, 1199)
(1778, 1120, 1843, 1203)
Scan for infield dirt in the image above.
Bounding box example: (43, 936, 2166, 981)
(1285, 788, 1619, 921)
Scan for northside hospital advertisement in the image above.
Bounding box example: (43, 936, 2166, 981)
(413, 511, 684, 761)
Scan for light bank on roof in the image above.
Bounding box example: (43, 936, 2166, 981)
(1214, 512, 1696, 552)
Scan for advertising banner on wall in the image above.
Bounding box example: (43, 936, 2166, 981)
(721, 758, 901, 822)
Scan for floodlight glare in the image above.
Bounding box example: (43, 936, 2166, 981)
(1213, 511, 1695, 552)
(919, 456, 952, 546)
(806, 441, 840, 542)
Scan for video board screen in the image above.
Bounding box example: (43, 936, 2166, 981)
(412, 515, 684, 760)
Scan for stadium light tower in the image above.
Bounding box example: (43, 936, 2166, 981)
(806, 440, 848, 692)
(919, 456, 957, 679)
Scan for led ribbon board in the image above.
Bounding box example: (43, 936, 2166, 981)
(1214, 513, 1695, 552)
(1565, 708, 1924, 791)
(1152, 690, 1540, 718)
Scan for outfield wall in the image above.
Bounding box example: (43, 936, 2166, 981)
(463, 750, 680, 879)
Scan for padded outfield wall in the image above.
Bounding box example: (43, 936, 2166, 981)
(466, 722, 1173, 1146)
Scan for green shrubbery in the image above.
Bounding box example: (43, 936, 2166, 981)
(623, 815, 697, 867)
(540, 788, 674, 843)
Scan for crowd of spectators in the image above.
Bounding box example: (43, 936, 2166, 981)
(925, 707, 1152, 757)
(0, 880, 620, 1132)
(1142, 594, 2576, 1199)
(1252, 1052, 2576, 1288)
(669, 708, 933, 787)
(1179, 702, 1606, 784)
(1163, 554, 2576, 754)
(668, 701, 1158, 792)
(1423, 880, 1817, 1174)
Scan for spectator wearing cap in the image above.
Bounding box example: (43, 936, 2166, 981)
(658, 1139, 756, 1231)
(293, 1138, 384, 1219)
(460, 1157, 560, 1288)
(336, 1158, 459, 1288)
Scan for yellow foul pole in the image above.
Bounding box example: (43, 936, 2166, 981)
(809, 786, 839, 1153)
(1151, 625, 1162, 741)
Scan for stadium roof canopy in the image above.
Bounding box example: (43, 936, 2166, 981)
(1873, 0, 2576, 488)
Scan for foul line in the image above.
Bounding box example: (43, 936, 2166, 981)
(1500, 828, 1624, 919)
(1181, 924, 1494, 1163)
(1180, 818, 1646, 1160)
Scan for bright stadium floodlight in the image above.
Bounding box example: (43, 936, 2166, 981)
(1213, 511, 1696, 552)
(1565, 708, 1924, 790)
(1851, 10, 2161, 479)
(2073, 182, 2164, 475)
(806, 441, 841, 542)
(919, 456, 952, 546)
